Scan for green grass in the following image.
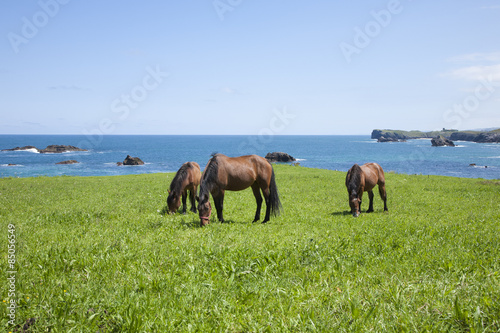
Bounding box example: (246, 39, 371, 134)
(1, 165, 499, 332)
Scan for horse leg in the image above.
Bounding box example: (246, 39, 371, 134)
(251, 183, 263, 222)
(379, 184, 388, 211)
(358, 190, 364, 213)
(189, 187, 197, 213)
(213, 190, 225, 223)
(367, 190, 374, 213)
(181, 191, 187, 214)
(262, 186, 271, 224)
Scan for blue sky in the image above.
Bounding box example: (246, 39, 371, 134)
(1, 0, 499, 135)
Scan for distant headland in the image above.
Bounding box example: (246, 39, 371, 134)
(371, 128, 500, 143)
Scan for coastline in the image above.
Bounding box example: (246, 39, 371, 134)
(1, 135, 499, 180)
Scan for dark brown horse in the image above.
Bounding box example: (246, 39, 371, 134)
(345, 163, 388, 217)
(167, 162, 201, 214)
(197, 154, 282, 226)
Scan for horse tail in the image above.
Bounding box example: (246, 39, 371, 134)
(268, 167, 282, 216)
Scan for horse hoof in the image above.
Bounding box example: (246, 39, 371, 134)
(261, 220, 269, 224)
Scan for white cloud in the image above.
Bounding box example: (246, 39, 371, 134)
(447, 64, 500, 81)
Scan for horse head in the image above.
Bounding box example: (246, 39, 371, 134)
(166, 190, 181, 214)
(197, 194, 212, 226)
(349, 191, 361, 217)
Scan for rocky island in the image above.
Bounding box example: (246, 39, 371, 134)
(118, 155, 145, 166)
(265, 152, 296, 163)
(431, 135, 455, 147)
(2, 145, 87, 153)
(372, 128, 500, 143)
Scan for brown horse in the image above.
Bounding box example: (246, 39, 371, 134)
(166, 162, 201, 214)
(197, 154, 282, 226)
(345, 163, 388, 217)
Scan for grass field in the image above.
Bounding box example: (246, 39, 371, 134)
(1, 165, 499, 332)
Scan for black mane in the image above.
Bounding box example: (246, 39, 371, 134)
(199, 154, 219, 201)
(170, 162, 191, 195)
(347, 164, 362, 194)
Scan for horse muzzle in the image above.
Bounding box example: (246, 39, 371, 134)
(200, 216, 210, 226)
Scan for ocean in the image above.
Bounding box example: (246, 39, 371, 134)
(1, 135, 499, 179)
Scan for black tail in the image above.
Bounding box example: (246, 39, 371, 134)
(268, 167, 282, 216)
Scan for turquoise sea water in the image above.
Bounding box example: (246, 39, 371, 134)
(1, 135, 499, 179)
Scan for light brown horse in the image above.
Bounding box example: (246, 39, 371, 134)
(197, 154, 282, 226)
(345, 163, 388, 217)
(167, 162, 201, 214)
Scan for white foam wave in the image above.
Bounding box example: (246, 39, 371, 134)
(5, 148, 39, 153)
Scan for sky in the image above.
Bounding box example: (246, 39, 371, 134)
(1, 0, 499, 135)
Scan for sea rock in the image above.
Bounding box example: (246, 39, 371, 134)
(431, 135, 455, 147)
(122, 155, 144, 165)
(265, 152, 296, 163)
(56, 160, 79, 165)
(1, 146, 39, 152)
(39, 145, 87, 154)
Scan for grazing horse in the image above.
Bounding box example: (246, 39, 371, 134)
(197, 154, 282, 226)
(345, 163, 388, 217)
(166, 162, 201, 214)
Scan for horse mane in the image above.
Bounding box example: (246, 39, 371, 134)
(347, 164, 362, 194)
(170, 162, 191, 194)
(199, 154, 219, 200)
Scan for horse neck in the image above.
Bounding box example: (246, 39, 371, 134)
(348, 168, 363, 194)
(171, 166, 190, 193)
(198, 181, 212, 203)
(200, 156, 219, 193)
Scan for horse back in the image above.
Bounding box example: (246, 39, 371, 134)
(361, 163, 385, 189)
(184, 162, 201, 188)
(220, 154, 272, 191)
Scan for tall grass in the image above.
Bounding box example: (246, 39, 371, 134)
(1, 165, 499, 332)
